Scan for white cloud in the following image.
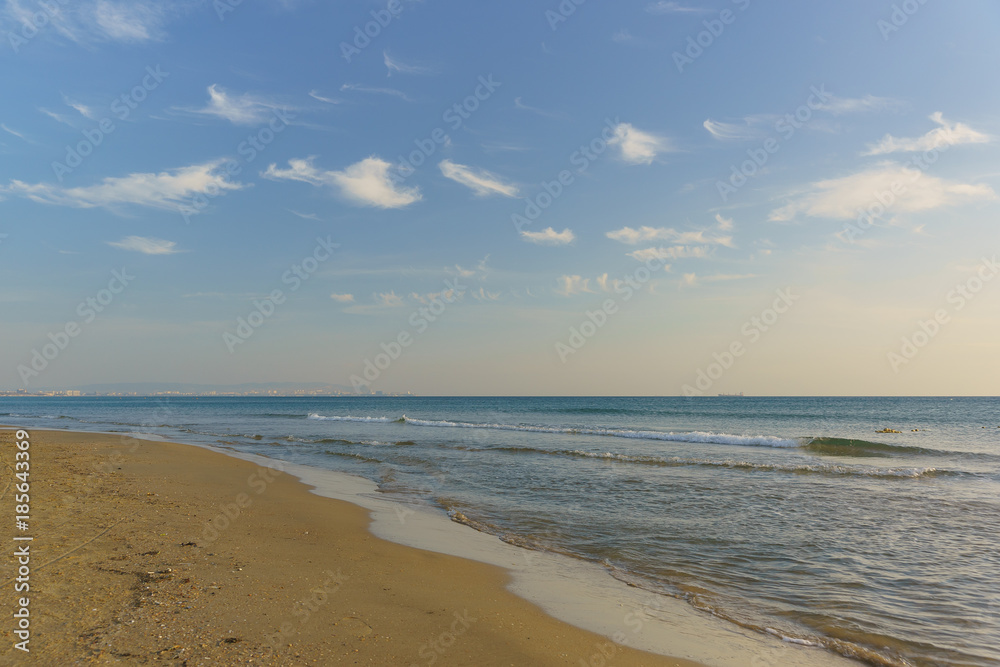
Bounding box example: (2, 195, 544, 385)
(439, 160, 519, 198)
(607, 226, 734, 247)
(1, 123, 26, 141)
(628, 246, 709, 261)
(64, 97, 99, 120)
(330, 293, 355, 303)
(471, 287, 501, 302)
(769, 163, 996, 222)
(681, 273, 698, 287)
(703, 119, 761, 141)
(864, 112, 990, 156)
(715, 213, 734, 231)
(449, 256, 490, 282)
(308, 90, 341, 105)
(410, 290, 462, 305)
(93, 0, 162, 41)
(818, 95, 902, 115)
(628, 247, 673, 262)
(514, 97, 567, 120)
(555, 275, 593, 297)
(107, 236, 179, 255)
(2, 0, 175, 45)
(520, 227, 575, 245)
(0, 159, 244, 211)
(264, 157, 421, 209)
(645, 1, 708, 13)
(383, 51, 435, 76)
(189, 85, 280, 126)
(288, 209, 322, 221)
(609, 123, 668, 165)
(39, 108, 74, 126)
(374, 291, 404, 307)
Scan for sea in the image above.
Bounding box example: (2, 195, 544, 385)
(3, 395, 998, 666)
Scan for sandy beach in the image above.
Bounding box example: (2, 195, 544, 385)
(0, 428, 705, 666)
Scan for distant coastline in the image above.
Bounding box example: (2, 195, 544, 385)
(0, 382, 413, 398)
(0, 390, 412, 397)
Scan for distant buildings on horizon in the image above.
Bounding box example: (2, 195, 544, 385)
(0, 388, 412, 398)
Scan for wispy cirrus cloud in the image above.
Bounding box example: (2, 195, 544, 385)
(39, 108, 75, 126)
(92, 1, 165, 41)
(184, 85, 284, 126)
(107, 236, 179, 255)
(288, 209, 323, 221)
(263, 156, 422, 208)
(330, 293, 355, 303)
(607, 226, 734, 247)
(2, 0, 180, 46)
(520, 227, 575, 245)
(383, 50, 436, 76)
(609, 123, 670, 164)
(769, 163, 996, 222)
(439, 160, 519, 197)
(38, 97, 101, 127)
(1, 123, 27, 141)
(64, 96, 99, 120)
(863, 112, 990, 156)
(0, 159, 245, 211)
(308, 90, 341, 105)
(817, 94, 902, 115)
(703, 119, 764, 141)
(645, 1, 709, 14)
(514, 97, 568, 120)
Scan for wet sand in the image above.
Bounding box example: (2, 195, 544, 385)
(0, 428, 704, 665)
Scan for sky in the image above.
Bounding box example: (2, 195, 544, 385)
(1, 0, 998, 396)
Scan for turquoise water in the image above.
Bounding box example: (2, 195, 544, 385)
(4, 396, 999, 666)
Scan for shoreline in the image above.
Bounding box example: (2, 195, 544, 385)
(0, 427, 857, 665)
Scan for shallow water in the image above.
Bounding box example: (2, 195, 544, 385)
(5, 395, 999, 666)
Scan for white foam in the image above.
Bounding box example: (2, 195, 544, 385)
(198, 444, 855, 667)
(308, 413, 393, 423)
(2, 426, 854, 667)
(306, 413, 800, 449)
(399, 415, 801, 448)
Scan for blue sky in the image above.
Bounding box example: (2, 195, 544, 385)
(2, 0, 999, 395)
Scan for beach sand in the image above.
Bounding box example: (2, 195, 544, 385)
(0, 429, 704, 666)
